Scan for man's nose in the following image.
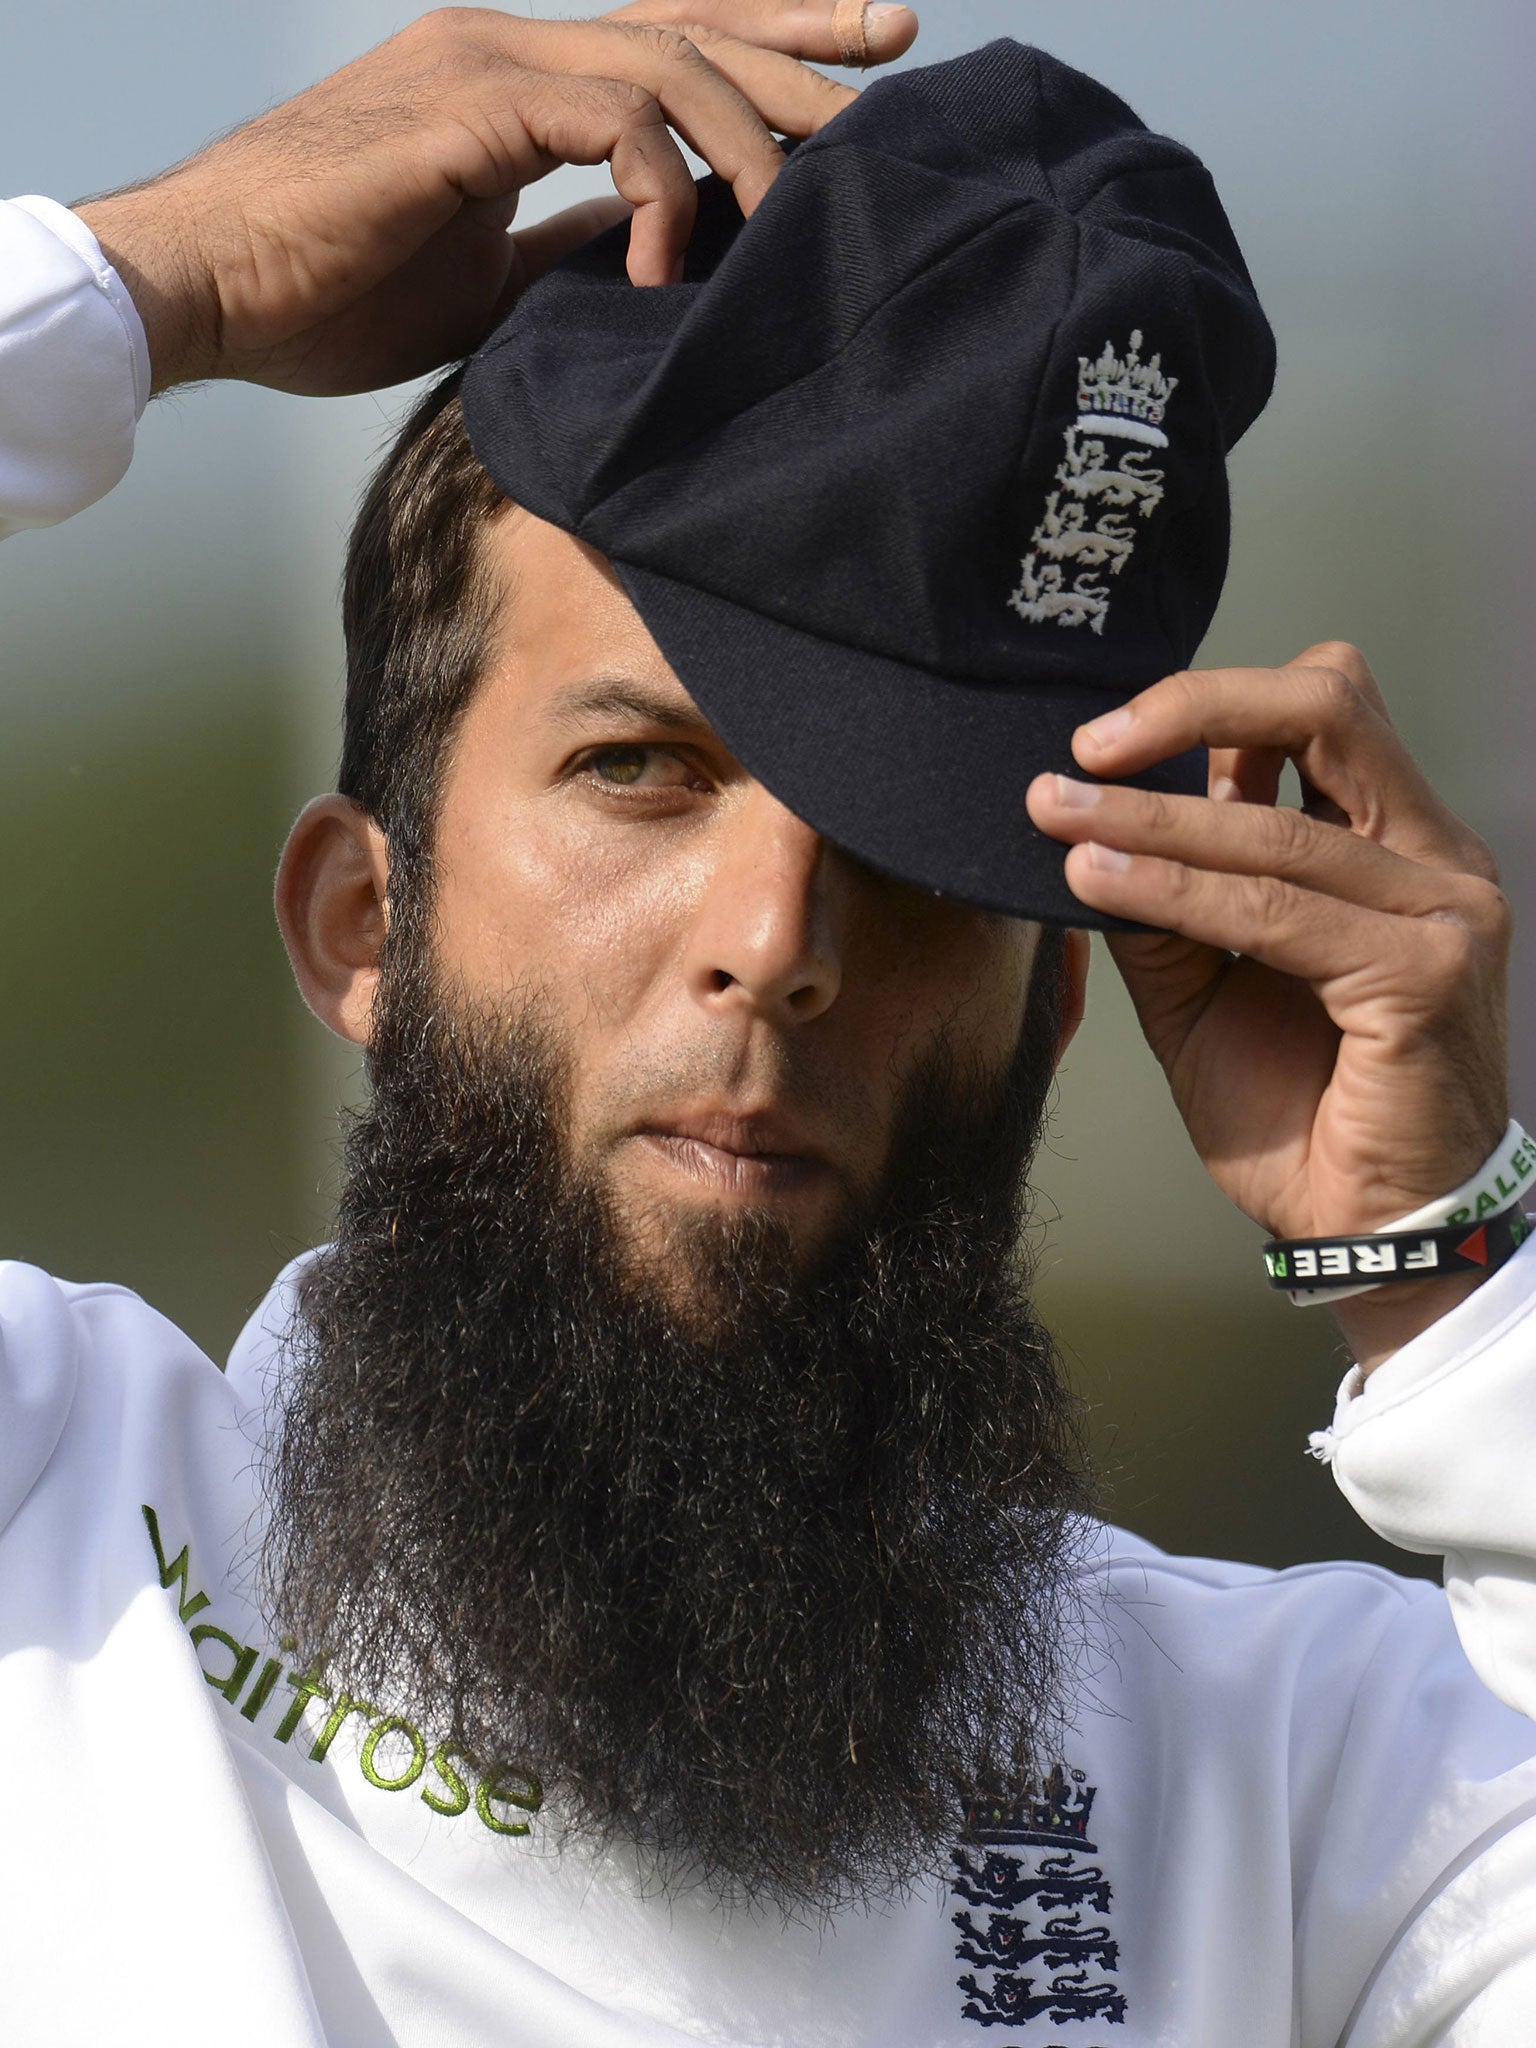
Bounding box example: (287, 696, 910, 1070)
(683, 783, 844, 1027)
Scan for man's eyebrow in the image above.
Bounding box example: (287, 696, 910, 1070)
(542, 679, 717, 739)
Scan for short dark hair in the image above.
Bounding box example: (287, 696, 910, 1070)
(339, 367, 506, 895)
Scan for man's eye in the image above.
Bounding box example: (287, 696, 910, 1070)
(580, 745, 694, 791)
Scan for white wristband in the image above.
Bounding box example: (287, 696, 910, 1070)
(1287, 1119, 1535, 1307)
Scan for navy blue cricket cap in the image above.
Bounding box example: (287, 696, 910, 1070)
(461, 38, 1275, 929)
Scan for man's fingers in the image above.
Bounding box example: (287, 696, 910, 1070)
(605, 94, 700, 282)
(1058, 843, 1457, 1004)
(1072, 652, 1482, 875)
(1207, 744, 1284, 807)
(1025, 773, 1494, 921)
(453, 68, 699, 285)
(471, 13, 875, 275)
(603, 0, 919, 69)
(510, 195, 635, 289)
(1074, 658, 1400, 779)
(485, 21, 798, 215)
(454, 15, 861, 228)
(1292, 638, 1395, 726)
(653, 24, 858, 131)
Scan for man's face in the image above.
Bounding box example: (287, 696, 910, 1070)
(267, 499, 1090, 1912)
(429, 507, 1042, 1295)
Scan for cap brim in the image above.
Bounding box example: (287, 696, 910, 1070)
(615, 562, 1204, 931)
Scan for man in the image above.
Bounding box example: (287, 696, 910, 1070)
(2, 6, 1533, 2044)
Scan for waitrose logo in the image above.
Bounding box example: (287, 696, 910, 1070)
(142, 1504, 542, 1837)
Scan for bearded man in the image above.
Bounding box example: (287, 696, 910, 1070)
(2, 7, 1534, 2046)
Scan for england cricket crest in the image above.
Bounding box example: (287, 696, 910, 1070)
(1008, 332, 1177, 637)
(950, 1764, 1126, 2033)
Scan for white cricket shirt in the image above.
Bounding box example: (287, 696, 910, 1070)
(4, 1250, 1536, 2046)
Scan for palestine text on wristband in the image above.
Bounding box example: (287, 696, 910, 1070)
(1263, 1210, 1532, 1292)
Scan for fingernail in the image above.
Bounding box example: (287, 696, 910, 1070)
(1212, 775, 1242, 803)
(1053, 773, 1102, 810)
(1078, 706, 1133, 750)
(1085, 841, 1132, 873)
(864, 1, 913, 42)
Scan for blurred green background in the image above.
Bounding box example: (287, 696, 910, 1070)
(2, 2, 1531, 1580)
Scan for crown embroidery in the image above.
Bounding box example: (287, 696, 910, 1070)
(964, 1766, 1098, 1850)
(1074, 329, 1176, 444)
(1008, 330, 1178, 636)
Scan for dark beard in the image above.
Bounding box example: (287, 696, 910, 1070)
(262, 915, 1094, 1913)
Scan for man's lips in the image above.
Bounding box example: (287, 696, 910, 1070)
(632, 1111, 833, 1199)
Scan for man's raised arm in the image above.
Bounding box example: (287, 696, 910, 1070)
(0, 1, 916, 541)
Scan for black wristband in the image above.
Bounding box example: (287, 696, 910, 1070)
(1263, 1209, 1532, 1292)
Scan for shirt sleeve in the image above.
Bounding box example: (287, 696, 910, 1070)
(0, 195, 151, 540)
(1297, 1565, 1536, 2048)
(1310, 1231, 1536, 1722)
(0, 1262, 83, 1538)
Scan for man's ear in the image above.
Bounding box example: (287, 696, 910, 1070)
(275, 795, 390, 1045)
(1056, 928, 1091, 1065)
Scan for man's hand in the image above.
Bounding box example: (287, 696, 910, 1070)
(1025, 642, 1513, 1371)
(76, 2, 917, 397)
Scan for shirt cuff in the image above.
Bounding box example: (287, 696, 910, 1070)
(1307, 1231, 1536, 1715)
(0, 195, 152, 537)
(1311, 1230, 1536, 1464)
(10, 195, 151, 417)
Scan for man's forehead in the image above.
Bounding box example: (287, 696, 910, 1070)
(481, 505, 721, 742)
